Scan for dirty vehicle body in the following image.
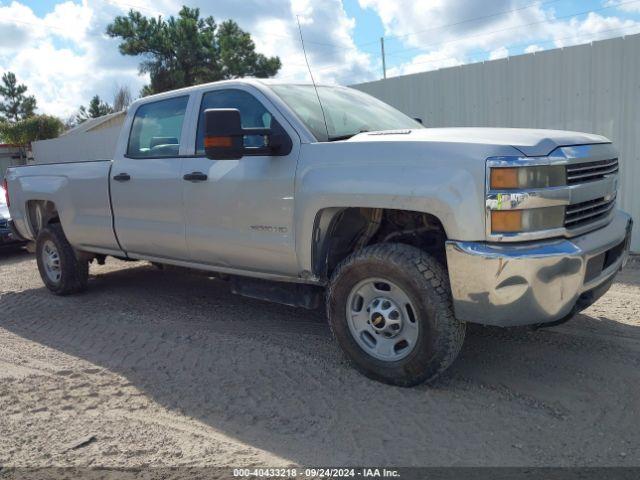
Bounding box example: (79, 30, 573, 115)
(4, 79, 632, 386)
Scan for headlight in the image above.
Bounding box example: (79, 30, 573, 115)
(491, 206, 565, 233)
(490, 165, 565, 190)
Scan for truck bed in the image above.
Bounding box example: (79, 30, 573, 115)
(5, 160, 121, 254)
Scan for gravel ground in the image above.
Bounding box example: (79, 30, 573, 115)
(1, 248, 639, 468)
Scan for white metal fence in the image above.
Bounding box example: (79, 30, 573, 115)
(354, 33, 640, 252)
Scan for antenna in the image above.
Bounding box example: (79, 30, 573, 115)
(380, 37, 387, 79)
(296, 15, 330, 140)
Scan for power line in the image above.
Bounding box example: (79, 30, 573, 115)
(5, 0, 640, 84)
(98, 0, 591, 62)
(356, 0, 567, 47)
(382, 0, 640, 59)
(275, 22, 640, 81)
(286, 0, 573, 55)
(102, 0, 372, 53)
(386, 23, 640, 73)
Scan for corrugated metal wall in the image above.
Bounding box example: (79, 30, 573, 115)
(354, 34, 640, 252)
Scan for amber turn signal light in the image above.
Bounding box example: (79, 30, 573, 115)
(490, 167, 519, 189)
(491, 210, 523, 233)
(204, 136, 233, 148)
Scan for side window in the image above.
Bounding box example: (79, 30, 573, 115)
(195, 89, 273, 154)
(127, 96, 189, 158)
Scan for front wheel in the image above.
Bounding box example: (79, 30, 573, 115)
(327, 243, 465, 387)
(36, 223, 89, 295)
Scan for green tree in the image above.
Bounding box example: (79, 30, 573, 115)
(0, 115, 63, 160)
(75, 95, 113, 125)
(0, 115, 63, 145)
(106, 6, 281, 95)
(0, 72, 37, 122)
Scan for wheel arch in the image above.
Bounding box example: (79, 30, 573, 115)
(26, 199, 60, 237)
(310, 207, 448, 282)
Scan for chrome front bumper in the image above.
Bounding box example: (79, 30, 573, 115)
(445, 210, 633, 327)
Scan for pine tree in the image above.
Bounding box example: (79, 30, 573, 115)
(106, 6, 281, 95)
(74, 95, 113, 125)
(0, 72, 37, 122)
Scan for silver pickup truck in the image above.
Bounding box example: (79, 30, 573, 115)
(4, 79, 633, 386)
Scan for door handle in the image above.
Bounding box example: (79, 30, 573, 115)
(113, 173, 131, 182)
(183, 172, 208, 182)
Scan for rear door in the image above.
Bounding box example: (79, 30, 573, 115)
(110, 95, 191, 260)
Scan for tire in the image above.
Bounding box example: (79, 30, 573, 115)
(35, 223, 89, 295)
(327, 243, 465, 387)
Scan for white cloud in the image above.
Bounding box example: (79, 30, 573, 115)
(550, 12, 640, 48)
(386, 45, 464, 77)
(489, 46, 508, 60)
(42, 0, 93, 43)
(0, 0, 147, 118)
(252, 0, 375, 84)
(605, 0, 640, 14)
(359, 0, 640, 76)
(2, 0, 640, 117)
(524, 44, 543, 54)
(359, 0, 549, 74)
(0, 0, 376, 117)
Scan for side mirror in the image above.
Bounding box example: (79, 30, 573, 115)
(204, 108, 294, 160)
(204, 108, 293, 160)
(413, 117, 423, 125)
(204, 109, 253, 160)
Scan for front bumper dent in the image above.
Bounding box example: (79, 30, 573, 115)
(445, 210, 632, 326)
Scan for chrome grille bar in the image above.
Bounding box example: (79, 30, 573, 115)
(566, 158, 618, 184)
(566, 158, 618, 172)
(565, 196, 616, 227)
(566, 195, 616, 215)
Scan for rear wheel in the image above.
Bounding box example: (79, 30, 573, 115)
(36, 224, 88, 295)
(327, 243, 465, 386)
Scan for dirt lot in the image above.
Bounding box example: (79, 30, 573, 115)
(1, 248, 639, 468)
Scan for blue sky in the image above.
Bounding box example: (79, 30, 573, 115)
(1, 0, 640, 117)
(344, 0, 640, 73)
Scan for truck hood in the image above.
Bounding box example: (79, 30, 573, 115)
(347, 127, 610, 157)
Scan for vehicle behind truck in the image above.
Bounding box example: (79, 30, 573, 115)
(4, 79, 633, 386)
(1, 185, 26, 248)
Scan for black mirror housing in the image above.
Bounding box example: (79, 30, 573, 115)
(203, 107, 292, 160)
(204, 108, 245, 160)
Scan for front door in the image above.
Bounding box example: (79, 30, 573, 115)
(111, 95, 190, 260)
(181, 87, 300, 276)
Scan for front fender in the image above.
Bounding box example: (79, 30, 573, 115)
(293, 141, 507, 275)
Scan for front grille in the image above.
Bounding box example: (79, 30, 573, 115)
(565, 195, 616, 228)
(566, 158, 618, 184)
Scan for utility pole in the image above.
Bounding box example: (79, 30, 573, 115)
(380, 37, 387, 79)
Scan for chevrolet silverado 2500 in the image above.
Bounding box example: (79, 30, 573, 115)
(4, 79, 633, 386)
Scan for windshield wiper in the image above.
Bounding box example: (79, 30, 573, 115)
(328, 130, 370, 142)
(328, 134, 355, 141)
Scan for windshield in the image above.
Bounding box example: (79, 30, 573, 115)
(271, 85, 423, 141)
